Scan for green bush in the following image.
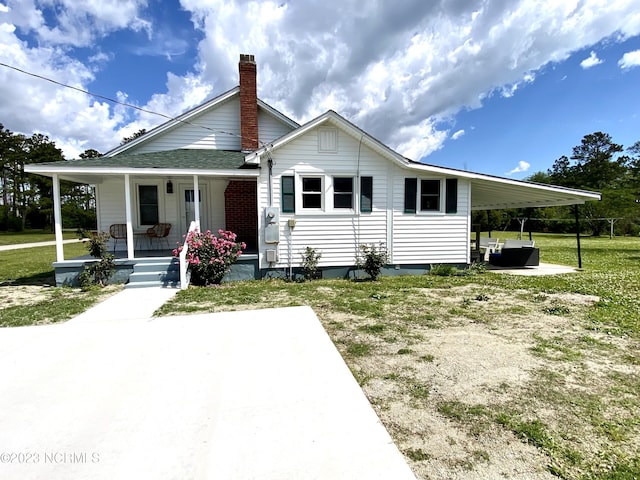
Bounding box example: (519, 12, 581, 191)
(78, 232, 115, 289)
(301, 246, 322, 280)
(357, 243, 388, 281)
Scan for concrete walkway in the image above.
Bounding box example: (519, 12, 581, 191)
(487, 262, 578, 276)
(0, 305, 416, 480)
(0, 238, 83, 251)
(68, 287, 179, 323)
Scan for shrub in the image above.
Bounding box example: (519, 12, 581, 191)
(301, 246, 321, 280)
(429, 264, 459, 276)
(78, 232, 115, 289)
(357, 243, 388, 281)
(174, 229, 245, 286)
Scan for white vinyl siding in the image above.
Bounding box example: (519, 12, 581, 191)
(257, 128, 389, 268)
(126, 99, 295, 154)
(257, 127, 472, 268)
(392, 176, 470, 265)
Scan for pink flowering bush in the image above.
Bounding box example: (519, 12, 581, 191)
(173, 229, 246, 286)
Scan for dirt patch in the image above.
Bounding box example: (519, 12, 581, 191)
(0, 285, 52, 309)
(319, 284, 639, 479)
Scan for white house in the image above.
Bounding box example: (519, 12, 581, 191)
(26, 54, 601, 287)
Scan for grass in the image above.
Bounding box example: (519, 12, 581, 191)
(2, 232, 640, 478)
(0, 241, 118, 327)
(0, 242, 88, 285)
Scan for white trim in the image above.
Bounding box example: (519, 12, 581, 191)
(133, 180, 165, 230)
(124, 174, 135, 260)
(24, 166, 259, 177)
(52, 174, 64, 262)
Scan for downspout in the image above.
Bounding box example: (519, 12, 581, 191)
(52, 173, 64, 262)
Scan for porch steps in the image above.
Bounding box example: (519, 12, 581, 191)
(125, 258, 181, 289)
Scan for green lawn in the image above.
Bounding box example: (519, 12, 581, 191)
(0, 230, 78, 246)
(0, 241, 119, 327)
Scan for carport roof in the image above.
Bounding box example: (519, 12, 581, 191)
(466, 175, 601, 210)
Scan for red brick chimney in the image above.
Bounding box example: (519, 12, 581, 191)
(239, 54, 259, 151)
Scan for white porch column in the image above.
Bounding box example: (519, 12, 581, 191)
(52, 173, 64, 262)
(193, 175, 201, 230)
(124, 174, 135, 259)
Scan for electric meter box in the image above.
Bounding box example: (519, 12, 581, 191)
(264, 207, 280, 244)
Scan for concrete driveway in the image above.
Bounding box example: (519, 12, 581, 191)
(0, 306, 415, 480)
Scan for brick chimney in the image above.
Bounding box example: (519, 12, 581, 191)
(239, 54, 259, 152)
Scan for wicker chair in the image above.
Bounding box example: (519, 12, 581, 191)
(109, 224, 127, 252)
(146, 223, 171, 249)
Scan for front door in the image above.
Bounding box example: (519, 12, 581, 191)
(179, 184, 207, 235)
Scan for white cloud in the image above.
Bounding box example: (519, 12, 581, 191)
(580, 51, 603, 69)
(1, 0, 640, 159)
(507, 161, 531, 176)
(451, 129, 465, 140)
(618, 49, 640, 69)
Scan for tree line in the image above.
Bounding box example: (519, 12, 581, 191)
(0, 125, 147, 232)
(1, 122, 638, 236)
(0, 124, 99, 231)
(473, 132, 640, 236)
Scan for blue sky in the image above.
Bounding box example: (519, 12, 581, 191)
(1, 0, 639, 179)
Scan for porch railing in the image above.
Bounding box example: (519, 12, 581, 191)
(179, 221, 199, 290)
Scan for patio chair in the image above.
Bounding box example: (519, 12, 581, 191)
(109, 224, 127, 252)
(146, 223, 171, 250)
(478, 237, 499, 261)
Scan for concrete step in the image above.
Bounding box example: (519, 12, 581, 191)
(133, 261, 179, 274)
(124, 280, 180, 289)
(125, 258, 181, 289)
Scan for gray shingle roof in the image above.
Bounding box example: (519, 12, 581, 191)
(39, 149, 254, 170)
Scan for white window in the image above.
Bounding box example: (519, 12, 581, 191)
(333, 176, 353, 209)
(301, 176, 323, 209)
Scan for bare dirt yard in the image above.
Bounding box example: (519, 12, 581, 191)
(312, 284, 639, 479)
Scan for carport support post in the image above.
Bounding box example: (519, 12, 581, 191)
(52, 173, 64, 262)
(574, 204, 582, 269)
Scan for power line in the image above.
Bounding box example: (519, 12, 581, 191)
(0, 61, 264, 147)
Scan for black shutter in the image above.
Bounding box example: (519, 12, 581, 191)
(360, 176, 373, 213)
(281, 176, 295, 213)
(404, 178, 417, 213)
(446, 178, 458, 214)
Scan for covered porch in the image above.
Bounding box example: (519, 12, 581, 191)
(25, 149, 260, 287)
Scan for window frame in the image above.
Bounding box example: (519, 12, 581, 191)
(136, 182, 162, 227)
(333, 176, 354, 210)
(419, 179, 441, 212)
(404, 178, 454, 215)
(300, 175, 324, 211)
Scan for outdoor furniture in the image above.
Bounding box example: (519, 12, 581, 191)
(146, 223, 171, 249)
(501, 239, 535, 249)
(478, 237, 500, 261)
(489, 241, 540, 267)
(109, 224, 127, 252)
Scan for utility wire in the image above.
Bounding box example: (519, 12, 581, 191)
(0, 61, 266, 147)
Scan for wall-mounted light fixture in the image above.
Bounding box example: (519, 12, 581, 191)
(166, 180, 173, 194)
